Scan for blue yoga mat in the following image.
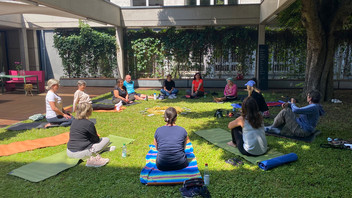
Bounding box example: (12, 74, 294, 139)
(258, 153, 298, 171)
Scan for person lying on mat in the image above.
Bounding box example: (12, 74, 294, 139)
(227, 96, 268, 156)
(45, 79, 74, 128)
(265, 90, 325, 138)
(245, 79, 270, 118)
(186, 73, 204, 98)
(154, 107, 189, 171)
(67, 102, 113, 167)
(214, 77, 237, 102)
(123, 74, 150, 100)
(113, 78, 134, 105)
(160, 74, 179, 99)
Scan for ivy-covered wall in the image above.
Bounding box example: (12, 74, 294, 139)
(53, 22, 118, 78)
(126, 27, 352, 80)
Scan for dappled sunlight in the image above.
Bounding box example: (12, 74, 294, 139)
(276, 140, 297, 149)
(301, 145, 311, 150)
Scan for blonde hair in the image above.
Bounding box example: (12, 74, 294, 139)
(47, 79, 59, 90)
(76, 102, 93, 119)
(77, 80, 87, 86)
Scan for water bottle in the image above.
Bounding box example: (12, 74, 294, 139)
(154, 93, 157, 100)
(204, 163, 210, 186)
(122, 144, 127, 158)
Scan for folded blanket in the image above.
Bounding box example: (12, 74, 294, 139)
(258, 153, 298, 171)
(140, 142, 202, 185)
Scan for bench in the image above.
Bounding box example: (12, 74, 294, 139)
(5, 70, 45, 93)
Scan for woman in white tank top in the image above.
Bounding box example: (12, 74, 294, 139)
(227, 97, 268, 156)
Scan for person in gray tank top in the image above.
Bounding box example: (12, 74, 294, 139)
(227, 96, 268, 156)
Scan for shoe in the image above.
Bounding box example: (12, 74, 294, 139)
(168, 95, 174, 99)
(115, 101, 123, 111)
(85, 154, 109, 167)
(109, 146, 116, 151)
(171, 94, 177, 99)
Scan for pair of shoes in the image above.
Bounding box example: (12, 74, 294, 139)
(158, 95, 165, 100)
(225, 158, 243, 167)
(85, 154, 109, 167)
(168, 94, 176, 99)
(115, 101, 123, 111)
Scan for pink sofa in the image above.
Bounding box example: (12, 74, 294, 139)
(6, 70, 45, 93)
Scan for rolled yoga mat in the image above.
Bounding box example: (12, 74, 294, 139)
(258, 153, 298, 171)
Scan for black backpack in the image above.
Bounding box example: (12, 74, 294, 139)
(179, 178, 211, 198)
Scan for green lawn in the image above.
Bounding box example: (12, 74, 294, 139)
(1, 89, 351, 197)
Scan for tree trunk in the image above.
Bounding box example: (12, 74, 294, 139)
(301, 0, 352, 101)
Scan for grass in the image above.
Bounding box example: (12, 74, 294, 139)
(1, 89, 352, 197)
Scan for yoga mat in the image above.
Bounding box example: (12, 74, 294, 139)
(107, 135, 134, 147)
(194, 128, 283, 164)
(6, 119, 96, 131)
(266, 101, 284, 107)
(8, 135, 133, 182)
(140, 142, 201, 185)
(8, 151, 80, 182)
(265, 130, 321, 143)
(258, 153, 298, 171)
(0, 132, 69, 157)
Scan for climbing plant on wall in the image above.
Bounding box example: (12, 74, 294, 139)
(54, 21, 118, 78)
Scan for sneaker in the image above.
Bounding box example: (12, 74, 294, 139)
(171, 94, 177, 99)
(115, 101, 123, 111)
(168, 95, 174, 99)
(85, 155, 109, 167)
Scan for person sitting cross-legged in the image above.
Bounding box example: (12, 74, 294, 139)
(265, 90, 325, 137)
(214, 77, 238, 102)
(45, 79, 74, 128)
(67, 102, 113, 167)
(154, 107, 189, 171)
(227, 96, 268, 156)
(160, 74, 179, 99)
(113, 78, 134, 105)
(123, 74, 152, 100)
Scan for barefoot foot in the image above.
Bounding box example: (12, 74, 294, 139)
(227, 141, 237, 148)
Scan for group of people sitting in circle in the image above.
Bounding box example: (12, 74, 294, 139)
(44, 74, 324, 168)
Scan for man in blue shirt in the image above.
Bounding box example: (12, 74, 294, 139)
(266, 90, 325, 137)
(123, 75, 148, 100)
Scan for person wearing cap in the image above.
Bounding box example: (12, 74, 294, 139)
(45, 79, 74, 127)
(214, 77, 238, 102)
(160, 74, 178, 99)
(245, 79, 269, 117)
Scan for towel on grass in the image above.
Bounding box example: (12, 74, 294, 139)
(195, 128, 283, 164)
(266, 101, 284, 107)
(0, 132, 69, 157)
(258, 153, 298, 171)
(140, 142, 202, 185)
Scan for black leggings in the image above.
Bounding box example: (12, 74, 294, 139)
(156, 158, 189, 171)
(231, 127, 255, 156)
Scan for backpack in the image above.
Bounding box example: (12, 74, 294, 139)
(179, 178, 211, 198)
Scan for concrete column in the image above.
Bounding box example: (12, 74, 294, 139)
(19, 15, 29, 71)
(146, 0, 149, 6)
(224, 0, 228, 5)
(255, 24, 265, 81)
(115, 26, 124, 78)
(210, 0, 214, 5)
(197, 0, 200, 6)
(28, 30, 40, 71)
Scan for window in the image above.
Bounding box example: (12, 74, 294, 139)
(149, 0, 163, 6)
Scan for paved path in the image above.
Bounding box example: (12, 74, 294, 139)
(0, 86, 112, 128)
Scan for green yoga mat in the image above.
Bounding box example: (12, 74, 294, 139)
(8, 151, 80, 182)
(194, 128, 284, 164)
(9, 135, 134, 182)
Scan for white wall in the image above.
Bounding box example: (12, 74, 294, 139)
(110, 0, 131, 7)
(42, 30, 65, 79)
(164, 0, 187, 6)
(239, 0, 261, 4)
